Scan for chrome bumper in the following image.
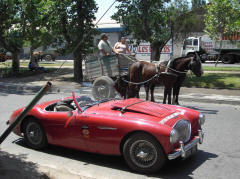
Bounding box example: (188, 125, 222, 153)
(168, 129, 204, 160)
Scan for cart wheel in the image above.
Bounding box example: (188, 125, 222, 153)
(92, 76, 116, 100)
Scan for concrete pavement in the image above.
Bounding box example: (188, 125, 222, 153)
(0, 68, 240, 178)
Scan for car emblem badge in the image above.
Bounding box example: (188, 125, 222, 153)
(82, 129, 90, 138)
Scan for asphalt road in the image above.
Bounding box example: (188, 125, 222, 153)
(0, 90, 240, 179)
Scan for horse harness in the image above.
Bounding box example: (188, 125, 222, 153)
(120, 57, 196, 85)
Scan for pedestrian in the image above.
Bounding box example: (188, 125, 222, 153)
(98, 33, 114, 57)
(113, 36, 132, 55)
(28, 58, 48, 73)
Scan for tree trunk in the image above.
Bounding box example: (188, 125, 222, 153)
(150, 43, 161, 61)
(30, 46, 34, 62)
(73, 51, 83, 82)
(12, 52, 19, 75)
(150, 40, 170, 62)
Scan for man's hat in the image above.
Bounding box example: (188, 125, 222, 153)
(100, 33, 107, 39)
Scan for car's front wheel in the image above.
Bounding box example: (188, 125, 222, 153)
(23, 119, 47, 150)
(123, 133, 166, 173)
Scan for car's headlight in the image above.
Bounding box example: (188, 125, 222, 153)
(198, 113, 205, 126)
(170, 129, 179, 144)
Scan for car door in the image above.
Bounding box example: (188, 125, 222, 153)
(75, 111, 123, 155)
(45, 111, 87, 151)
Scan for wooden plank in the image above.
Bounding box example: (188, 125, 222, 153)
(85, 54, 137, 80)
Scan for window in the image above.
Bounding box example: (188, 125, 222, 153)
(193, 39, 198, 46)
(184, 39, 192, 46)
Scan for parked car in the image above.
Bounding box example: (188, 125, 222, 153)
(33, 49, 59, 61)
(7, 94, 205, 173)
(0, 48, 11, 62)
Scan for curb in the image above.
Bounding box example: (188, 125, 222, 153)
(144, 93, 240, 105)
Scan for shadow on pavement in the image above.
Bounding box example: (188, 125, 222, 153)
(183, 105, 219, 115)
(15, 139, 217, 178)
(148, 150, 218, 178)
(0, 150, 49, 179)
(0, 68, 73, 84)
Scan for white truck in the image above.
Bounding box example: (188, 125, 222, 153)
(181, 35, 240, 64)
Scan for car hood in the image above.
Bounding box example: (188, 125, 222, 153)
(88, 98, 194, 127)
(111, 98, 175, 118)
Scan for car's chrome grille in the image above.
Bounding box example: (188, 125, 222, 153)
(173, 120, 191, 143)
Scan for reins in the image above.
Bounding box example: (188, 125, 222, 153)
(119, 59, 190, 85)
(159, 63, 188, 74)
(120, 73, 159, 85)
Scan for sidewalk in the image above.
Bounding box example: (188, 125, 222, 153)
(0, 68, 240, 105)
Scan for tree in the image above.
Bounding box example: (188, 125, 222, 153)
(170, 0, 204, 40)
(113, 0, 173, 61)
(192, 0, 206, 9)
(48, 0, 98, 82)
(204, 0, 240, 64)
(21, 0, 54, 62)
(113, 0, 197, 61)
(0, 0, 24, 74)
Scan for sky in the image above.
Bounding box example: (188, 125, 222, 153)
(94, 0, 209, 21)
(95, 0, 119, 20)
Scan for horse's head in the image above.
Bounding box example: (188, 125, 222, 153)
(189, 53, 203, 77)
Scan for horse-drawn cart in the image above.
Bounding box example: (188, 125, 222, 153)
(84, 54, 136, 100)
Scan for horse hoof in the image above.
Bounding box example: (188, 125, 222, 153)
(173, 102, 180, 105)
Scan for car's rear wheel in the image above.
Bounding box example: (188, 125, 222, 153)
(123, 133, 166, 173)
(23, 119, 47, 150)
(42, 54, 54, 61)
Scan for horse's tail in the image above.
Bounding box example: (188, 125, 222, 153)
(129, 61, 143, 88)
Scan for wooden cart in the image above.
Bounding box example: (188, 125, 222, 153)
(84, 54, 136, 100)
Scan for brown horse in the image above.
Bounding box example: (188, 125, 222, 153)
(165, 55, 203, 105)
(127, 61, 177, 104)
(127, 54, 203, 104)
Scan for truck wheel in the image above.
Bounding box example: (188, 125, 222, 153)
(222, 54, 234, 64)
(92, 76, 116, 100)
(187, 53, 195, 58)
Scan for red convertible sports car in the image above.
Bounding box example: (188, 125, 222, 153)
(7, 92, 205, 173)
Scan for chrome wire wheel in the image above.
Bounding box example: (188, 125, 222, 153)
(130, 140, 158, 168)
(123, 133, 166, 173)
(25, 122, 43, 145)
(23, 119, 47, 150)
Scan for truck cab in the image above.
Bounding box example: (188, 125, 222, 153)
(181, 37, 201, 57)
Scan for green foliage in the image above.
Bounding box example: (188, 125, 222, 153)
(113, 0, 202, 60)
(47, 0, 98, 81)
(203, 66, 240, 71)
(191, 0, 206, 10)
(48, 0, 98, 55)
(204, 0, 240, 40)
(112, 0, 171, 45)
(0, 0, 24, 52)
(170, 0, 204, 37)
(21, 0, 54, 50)
(183, 73, 240, 89)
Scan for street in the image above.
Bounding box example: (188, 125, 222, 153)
(0, 88, 240, 179)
